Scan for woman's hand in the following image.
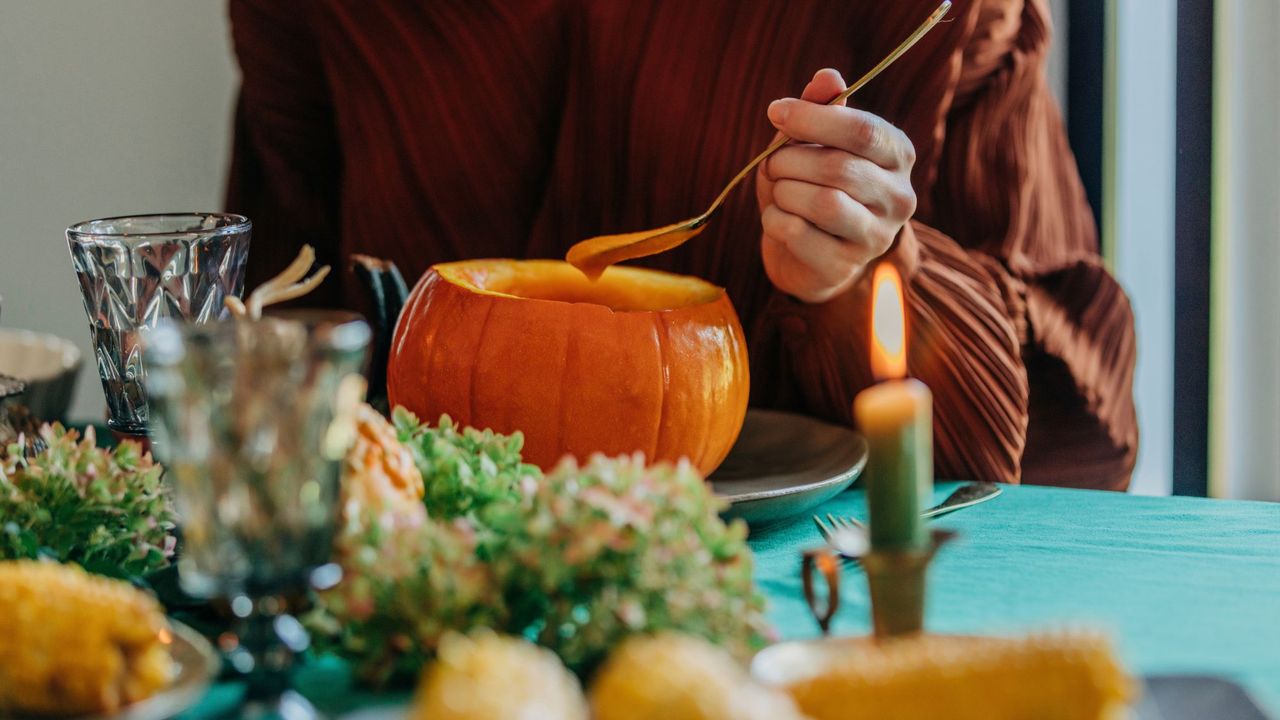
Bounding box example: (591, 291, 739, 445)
(757, 69, 917, 304)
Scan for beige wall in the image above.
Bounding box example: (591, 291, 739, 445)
(1047, 0, 1069, 106)
(1109, 0, 1177, 497)
(1211, 0, 1280, 500)
(0, 1, 237, 418)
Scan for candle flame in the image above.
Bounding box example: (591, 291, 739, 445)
(870, 263, 907, 380)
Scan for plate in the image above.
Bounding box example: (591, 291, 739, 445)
(709, 409, 867, 529)
(24, 620, 222, 720)
(1136, 676, 1272, 720)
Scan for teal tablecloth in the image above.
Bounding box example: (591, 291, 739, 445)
(183, 483, 1280, 717)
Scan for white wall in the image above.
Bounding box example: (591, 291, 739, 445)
(0, 0, 237, 419)
(1107, 0, 1177, 496)
(1211, 0, 1280, 501)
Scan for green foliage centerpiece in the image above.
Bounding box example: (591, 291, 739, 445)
(0, 425, 175, 579)
(310, 409, 769, 686)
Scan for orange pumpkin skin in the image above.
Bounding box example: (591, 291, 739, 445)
(387, 260, 749, 475)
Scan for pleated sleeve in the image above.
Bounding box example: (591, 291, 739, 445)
(753, 0, 1138, 489)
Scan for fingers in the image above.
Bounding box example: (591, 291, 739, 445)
(757, 68, 915, 304)
(770, 179, 889, 250)
(764, 145, 916, 220)
(760, 205, 867, 296)
(767, 99, 915, 170)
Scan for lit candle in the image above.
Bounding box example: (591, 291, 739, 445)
(853, 263, 933, 550)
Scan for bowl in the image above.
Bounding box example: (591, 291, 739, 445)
(0, 329, 83, 422)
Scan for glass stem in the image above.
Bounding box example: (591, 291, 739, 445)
(228, 596, 319, 719)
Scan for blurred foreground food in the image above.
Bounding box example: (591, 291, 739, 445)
(409, 632, 588, 720)
(0, 560, 174, 715)
(591, 633, 808, 720)
(408, 631, 799, 720)
(406, 629, 1132, 720)
(778, 631, 1133, 720)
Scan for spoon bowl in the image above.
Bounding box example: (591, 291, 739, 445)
(566, 220, 708, 280)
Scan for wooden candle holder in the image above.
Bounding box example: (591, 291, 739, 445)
(860, 529, 955, 638)
(803, 528, 956, 638)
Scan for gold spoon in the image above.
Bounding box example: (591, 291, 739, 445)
(566, 0, 952, 279)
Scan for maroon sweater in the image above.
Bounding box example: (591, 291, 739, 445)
(227, 0, 1138, 489)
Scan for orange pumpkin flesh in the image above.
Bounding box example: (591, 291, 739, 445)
(387, 260, 749, 475)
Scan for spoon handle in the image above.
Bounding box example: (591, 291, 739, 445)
(921, 482, 1001, 520)
(704, 1, 953, 216)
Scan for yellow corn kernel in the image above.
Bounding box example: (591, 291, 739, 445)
(780, 632, 1134, 720)
(0, 560, 174, 715)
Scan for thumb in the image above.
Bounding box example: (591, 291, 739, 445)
(801, 68, 848, 106)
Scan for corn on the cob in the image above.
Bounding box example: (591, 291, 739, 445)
(0, 560, 174, 715)
(779, 631, 1133, 720)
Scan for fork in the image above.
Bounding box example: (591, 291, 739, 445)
(812, 515, 870, 563)
(814, 513, 866, 542)
(813, 482, 1002, 550)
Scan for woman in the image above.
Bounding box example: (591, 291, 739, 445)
(227, 0, 1137, 489)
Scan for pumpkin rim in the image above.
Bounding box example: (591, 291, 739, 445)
(432, 259, 726, 313)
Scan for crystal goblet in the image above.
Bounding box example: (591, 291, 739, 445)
(145, 312, 369, 719)
(67, 213, 251, 440)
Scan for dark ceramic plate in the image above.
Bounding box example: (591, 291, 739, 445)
(708, 409, 867, 530)
(1136, 676, 1273, 720)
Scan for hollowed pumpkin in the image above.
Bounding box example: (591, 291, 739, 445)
(387, 260, 749, 475)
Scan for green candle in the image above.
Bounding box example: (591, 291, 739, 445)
(854, 378, 933, 550)
(853, 263, 933, 550)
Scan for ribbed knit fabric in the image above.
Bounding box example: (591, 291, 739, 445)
(226, 0, 1137, 489)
